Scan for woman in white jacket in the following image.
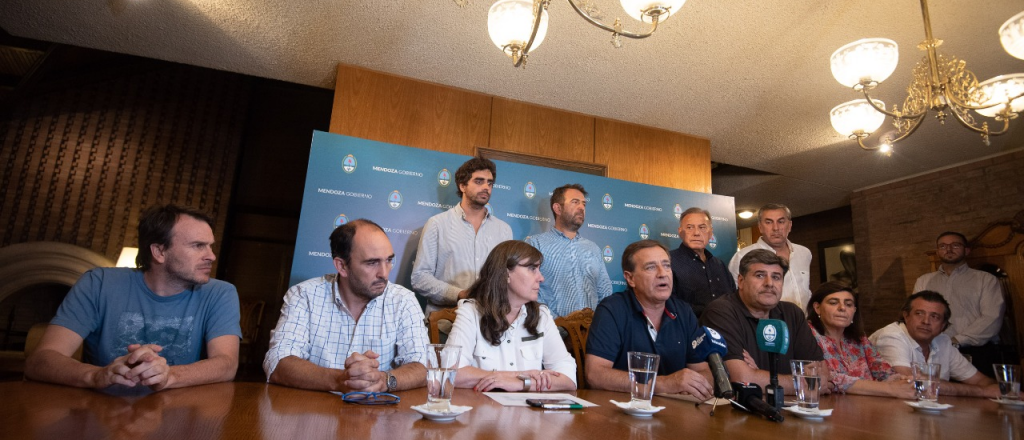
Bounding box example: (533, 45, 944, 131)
(447, 240, 577, 392)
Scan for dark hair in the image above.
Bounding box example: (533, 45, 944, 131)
(807, 282, 864, 340)
(679, 207, 711, 225)
(468, 241, 543, 346)
(136, 204, 215, 271)
(549, 183, 587, 216)
(757, 203, 792, 222)
(621, 240, 668, 273)
(454, 156, 497, 198)
(936, 231, 968, 247)
(329, 219, 386, 263)
(898, 290, 951, 329)
(738, 249, 789, 277)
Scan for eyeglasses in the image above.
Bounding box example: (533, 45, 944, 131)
(340, 391, 401, 405)
(937, 243, 964, 250)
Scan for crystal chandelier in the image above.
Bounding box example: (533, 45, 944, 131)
(459, 0, 687, 68)
(829, 1, 1024, 153)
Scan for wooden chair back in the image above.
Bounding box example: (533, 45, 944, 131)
(554, 308, 594, 389)
(427, 307, 458, 344)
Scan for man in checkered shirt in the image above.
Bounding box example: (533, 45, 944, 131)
(264, 219, 429, 392)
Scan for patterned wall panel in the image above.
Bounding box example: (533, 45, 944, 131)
(0, 65, 249, 265)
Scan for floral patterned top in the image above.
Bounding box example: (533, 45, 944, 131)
(809, 324, 896, 393)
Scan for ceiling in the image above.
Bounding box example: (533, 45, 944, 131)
(2, 0, 1023, 227)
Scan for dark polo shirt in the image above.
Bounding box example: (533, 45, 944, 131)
(699, 292, 823, 374)
(670, 245, 736, 318)
(587, 289, 705, 376)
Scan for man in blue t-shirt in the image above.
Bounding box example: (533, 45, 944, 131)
(26, 205, 241, 391)
(585, 240, 714, 401)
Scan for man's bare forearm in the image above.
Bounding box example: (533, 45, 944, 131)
(162, 354, 238, 390)
(26, 349, 103, 388)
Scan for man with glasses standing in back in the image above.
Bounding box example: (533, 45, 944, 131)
(913, 231, 1005, 375)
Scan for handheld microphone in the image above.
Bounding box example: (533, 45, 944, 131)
(730, 382, 784, 423)
(691, 326, 733, 399)
(756, 319, 790, 411)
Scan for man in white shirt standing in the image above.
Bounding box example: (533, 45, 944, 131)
(728, 203, 812, 309)
(412, 156, 513, 316)
(914, 231, 1005, 374)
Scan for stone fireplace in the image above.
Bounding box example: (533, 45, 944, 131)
(0, 242, 113, 376)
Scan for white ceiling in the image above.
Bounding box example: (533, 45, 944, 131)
(3, 0, 1023, 220)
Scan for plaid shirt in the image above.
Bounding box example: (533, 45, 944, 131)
(263, 274, 428, 378)
(525, 229, 612, 318)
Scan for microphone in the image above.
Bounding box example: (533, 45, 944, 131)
(730, 382, 784, 422)
(756, 319, 790, 411)
(690, 326, 732, 399)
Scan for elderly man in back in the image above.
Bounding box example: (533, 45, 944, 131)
(670, 207, 735, 318)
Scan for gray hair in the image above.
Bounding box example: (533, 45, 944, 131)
(757, 203, 792, 222)
(679, 207, 711, 225)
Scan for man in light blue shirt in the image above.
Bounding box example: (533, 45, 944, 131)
(526, 184, 612, 317)
(26, 205, 241, 391)
(411, 156, 512, 315)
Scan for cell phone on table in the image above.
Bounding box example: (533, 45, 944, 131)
(526, 398, 583, 409)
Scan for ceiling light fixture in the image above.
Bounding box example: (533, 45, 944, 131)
(461, 0, 687, 68)
(828, 1, 1024, 153)
(737, 210, 754, 220)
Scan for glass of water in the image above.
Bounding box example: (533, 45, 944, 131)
(912, 362, 942, 403)
(425, 344, 461, 412)
(627, 352, 660, 409)
(790, 360, 821, 410)
(993, 364, 1021, 401)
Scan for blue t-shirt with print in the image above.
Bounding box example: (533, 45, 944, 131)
(51, 267, 241, 367)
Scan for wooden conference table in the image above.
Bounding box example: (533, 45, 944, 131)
(1, 380, 1021, 440)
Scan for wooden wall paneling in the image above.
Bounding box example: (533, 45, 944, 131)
(0, 64, 247, 265)
(593, 118, 711, 193)
(330, 65, 491, 156)
(488, 98, 595, 163)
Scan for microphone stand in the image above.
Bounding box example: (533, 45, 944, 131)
(765, 352, 784, 411)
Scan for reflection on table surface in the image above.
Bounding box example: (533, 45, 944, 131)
(1, 380, 1021, 440)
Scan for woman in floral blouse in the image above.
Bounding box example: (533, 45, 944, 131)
(807, 282, 916, 398)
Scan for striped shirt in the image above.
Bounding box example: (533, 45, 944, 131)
(411, 203, 512, 314)
(525, 229, 612, 318)
(263, 275, 429, 379)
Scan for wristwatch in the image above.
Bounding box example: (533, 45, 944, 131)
(385, 371, 398, 392)
(517, 374, 532, 392)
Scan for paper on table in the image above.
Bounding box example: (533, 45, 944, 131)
(655, 392, 718, 405)
(482, 392, 598, 407)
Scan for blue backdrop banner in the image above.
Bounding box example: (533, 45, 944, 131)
(290, 131, 737, 294)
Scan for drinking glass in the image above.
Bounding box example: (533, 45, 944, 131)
(627, 352, 660, 409)
(993, 364, 1021, 401)
(789, 360, 821, 410)
(912, 362, 942, 403)
(425, 344, 461, 411)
